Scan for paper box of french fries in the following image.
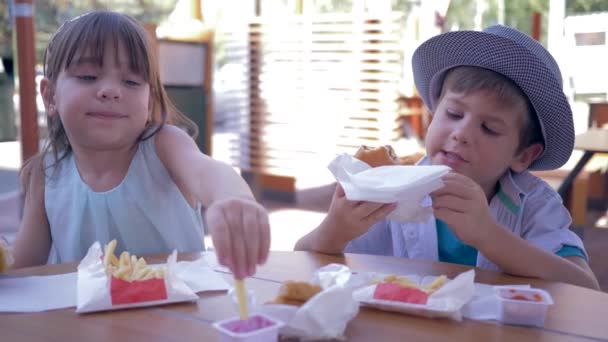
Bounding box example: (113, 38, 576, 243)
(76, 240, 198, 313)
(352, 269, 475, 321)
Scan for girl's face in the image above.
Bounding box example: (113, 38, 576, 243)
(425, 89, 542, 198)
(47, 41, 150, 152)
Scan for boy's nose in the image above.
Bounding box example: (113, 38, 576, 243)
(451, 125, 470, 145)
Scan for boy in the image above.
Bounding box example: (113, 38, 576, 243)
(295, 25, 599, 290)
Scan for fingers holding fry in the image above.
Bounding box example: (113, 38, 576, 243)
(102, 240, 165, 282)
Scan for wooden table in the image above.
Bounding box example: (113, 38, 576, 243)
(558, 128, 608, 197)
(2, 251, 608, 341)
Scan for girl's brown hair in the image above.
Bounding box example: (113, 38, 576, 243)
(21, 11, 198, 190)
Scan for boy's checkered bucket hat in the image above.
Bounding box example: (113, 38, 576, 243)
(412, 25, 574, 170)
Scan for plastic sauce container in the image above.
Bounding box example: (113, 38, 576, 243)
(213, 313, 284, 342)
(494, 286, 554, 327)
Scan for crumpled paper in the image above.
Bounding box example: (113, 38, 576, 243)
(328, 154, 450, 222)
(352, 269, 476, 321)
(257, 264, 360, 341)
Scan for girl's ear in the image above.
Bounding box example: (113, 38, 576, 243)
(510, 143, 544, 173)
(40, 77, 56, 117)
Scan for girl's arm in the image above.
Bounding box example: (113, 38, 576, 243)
(155, 125, 252, 206)
(11, 158, 52, 268)
(155, 125, 269, 279)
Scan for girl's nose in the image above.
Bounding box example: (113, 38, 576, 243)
(97, 82, 121, 101)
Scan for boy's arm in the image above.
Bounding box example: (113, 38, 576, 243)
(155, 125, 269, 279)
(433, 172, 599, 290)
(295, 218, 350, 253)
(475, 225, 599, 289)
(295, 184, 396, 253)
(12, 158, 52, 268)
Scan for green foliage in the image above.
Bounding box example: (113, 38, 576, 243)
(566, 0, 608, 14)
(445, 0, 549, 44)
(2, 0, 177, 61)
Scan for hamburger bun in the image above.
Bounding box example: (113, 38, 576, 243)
(354, 145, 400, 167)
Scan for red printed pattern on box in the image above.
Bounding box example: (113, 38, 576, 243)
(110, 276, 168, 305)
(373, 282, 429, 304)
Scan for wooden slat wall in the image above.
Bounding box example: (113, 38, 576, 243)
(214, 28, 251, 170)
(220, 12, 410, 195)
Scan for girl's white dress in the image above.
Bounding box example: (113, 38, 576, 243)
(44, 136, 205, 263)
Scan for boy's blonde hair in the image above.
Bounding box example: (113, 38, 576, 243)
(439, 66, 543, 152)
(21, 11, 197, 189)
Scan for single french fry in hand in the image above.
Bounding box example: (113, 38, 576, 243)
(235, 279, 248, 320)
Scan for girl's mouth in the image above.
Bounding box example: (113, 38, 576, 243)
(87, 112, 126, 119)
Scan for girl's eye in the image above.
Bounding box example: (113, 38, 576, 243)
(77, 75, 96, 81)
(124, 79, 140, 86)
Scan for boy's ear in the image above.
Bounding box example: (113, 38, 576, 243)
(40, 77, 56, 117)
(510, 143, 544, 172)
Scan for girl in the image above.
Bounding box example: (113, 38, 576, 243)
(11, 11, 269, 280)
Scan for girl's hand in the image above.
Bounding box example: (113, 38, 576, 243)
(206, 198, 271, 280)
(320, 184, 397, 248)
(430, 172, 498, 248)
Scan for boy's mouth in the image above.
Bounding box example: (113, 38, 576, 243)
(439, 150, 468, 166)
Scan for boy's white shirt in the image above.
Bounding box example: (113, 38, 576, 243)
(345, 157, 588, 271)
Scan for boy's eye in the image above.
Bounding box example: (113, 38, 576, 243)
(446, 111, 462, 119)
(482, 124, 498, 135)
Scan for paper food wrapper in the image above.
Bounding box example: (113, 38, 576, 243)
(258, 264, 360, 341)
(328, 154, 450, 222)
(76, 242, 199, 313)
(352, 269, 476, 321)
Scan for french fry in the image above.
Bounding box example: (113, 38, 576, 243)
(377, 274, 447, 294)
(426, 275, 447, 292)
(103, 240, 117, 268)
(102, 240, 165, 282)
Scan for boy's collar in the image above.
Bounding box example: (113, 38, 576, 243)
(496, 170, 525, 214)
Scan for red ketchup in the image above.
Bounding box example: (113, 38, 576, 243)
(221, 315, 276, 333)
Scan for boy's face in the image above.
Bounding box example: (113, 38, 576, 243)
(425, 89, 541, 197)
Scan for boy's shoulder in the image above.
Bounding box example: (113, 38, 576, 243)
(507, 169, 562, 202)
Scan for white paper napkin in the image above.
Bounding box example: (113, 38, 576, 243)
(258, 264, 360, 341)
(0, 257, 230, 313)
(328, 154, 450, 222)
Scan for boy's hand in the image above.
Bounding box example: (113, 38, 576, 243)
(320, 184, 396, 248)
(430, 172, 498, 248)
(206, 198, 271, 280)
